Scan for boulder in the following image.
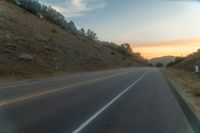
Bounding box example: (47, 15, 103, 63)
(4, 43, 16, 53)
(44, 43, 53, 51)
(18, 54, 34, 61)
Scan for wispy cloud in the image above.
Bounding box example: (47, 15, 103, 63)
(40, 0, 107, 18)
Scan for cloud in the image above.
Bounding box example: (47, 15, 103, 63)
(40, 0, 106, 18)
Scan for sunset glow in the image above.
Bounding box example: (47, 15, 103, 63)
(133, 38, 200, 59)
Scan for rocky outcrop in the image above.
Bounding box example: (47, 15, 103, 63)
(18, 54, 34, 61)
(4, 43, 16, 53)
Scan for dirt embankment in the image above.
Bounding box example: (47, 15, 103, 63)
(0, 0, 148, 82)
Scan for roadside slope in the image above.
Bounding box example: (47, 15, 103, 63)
(0, 0, 148, 81)
(174, 49, 200, 71)
(164, 49, 200, 119)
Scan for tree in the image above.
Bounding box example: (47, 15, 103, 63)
(86, 29, 98, 41)
(156, 62, 164, 67)
(121, 43, 133, 55)
(41, 5, 67, 29)
(166, 61, 175, 67)
(67, 21, 78, 34)
(174, 57, 185, 63)
(166, 57, 185, 67)
(80, 28, 85, 36)
(9, 0, 21, 5)
(18, 0, 42, 15)
(77, 28, 86, 38)
(8, 0, 98, 41)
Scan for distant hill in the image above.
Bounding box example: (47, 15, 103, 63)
(174, 49, 200, 71)
(149, 56, 176, 66)
(0, 0, 148, 80)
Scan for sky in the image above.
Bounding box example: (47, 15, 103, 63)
(38, 0, 200, 59)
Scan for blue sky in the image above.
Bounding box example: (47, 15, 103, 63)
(38, 0, 200, 44)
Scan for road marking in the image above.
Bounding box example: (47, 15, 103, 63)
(0, 77, 69, 90)
(72, 71, 149, 133)
(0, 70, 134, 106)
(0, 69, 132, 90)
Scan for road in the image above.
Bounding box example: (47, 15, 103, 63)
(0, 68, 195, 133)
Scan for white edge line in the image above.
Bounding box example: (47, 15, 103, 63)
(72, 71, 149, 133)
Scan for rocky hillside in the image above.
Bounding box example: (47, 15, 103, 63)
(0, 0, 148, 80)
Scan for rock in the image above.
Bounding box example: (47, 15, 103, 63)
(79, 57, 104, 66)
(4, 49, 15, 53)
(44, 44, 53, 51)
(18, 54, 34, 61)
(49, 61, 64, 69)
(4, 43, 16, 53)
(6, 43, 16, 48)
(39, 41, 54, 52)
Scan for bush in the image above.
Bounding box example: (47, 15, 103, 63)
(110, 51, 116, 55)
(167, 57, 186, 67)
(8, 0, 98, 41)
(156, 62, 164, 67)
(103, 43, 131, 57)
(51, 29, 57, 34)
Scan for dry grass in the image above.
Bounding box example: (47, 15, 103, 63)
(164, 68, 200, 118)
(166, 68, 200, 96)
(0, 0, 148, 83)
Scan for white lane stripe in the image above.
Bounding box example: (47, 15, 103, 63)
(72, 71, 149, 133)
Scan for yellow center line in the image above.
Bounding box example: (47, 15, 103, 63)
(0, 70, 134, 106)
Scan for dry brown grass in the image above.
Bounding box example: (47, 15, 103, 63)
(166, 68, 200, 96)
(164, 68, 200, 118)
(0, 0, 148, 83)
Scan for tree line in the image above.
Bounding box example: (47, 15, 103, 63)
(8, 0, 98, 41)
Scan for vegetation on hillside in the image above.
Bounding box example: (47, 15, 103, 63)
(7, 0, 146, 61)
(0, 0, 149, 82)
(8, 0, 98, 41)
(149, 56, 175, 67)
(167, 49, 200, 71)
(100, 41, 148, 65)
(166, 57, 186, 67)
(156, 63, 164, 67)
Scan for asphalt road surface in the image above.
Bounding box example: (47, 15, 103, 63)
(0, 68, 195, 133)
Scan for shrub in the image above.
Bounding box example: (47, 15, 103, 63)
(156, 62, 164, 67)
(167, 57, 186, 67)
(51, 29, 57, 34)
(8, 0, 98, 41)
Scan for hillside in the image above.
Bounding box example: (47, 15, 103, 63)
(0, 0, 148, 80)
(174, 49, 200, 71)
(149, 56, 175, 66)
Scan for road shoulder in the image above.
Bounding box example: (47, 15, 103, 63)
(161, 68, 200, 133)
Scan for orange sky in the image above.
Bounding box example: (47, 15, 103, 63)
(132, 38, 200, 59)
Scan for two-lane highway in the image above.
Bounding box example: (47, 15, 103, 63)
(0, 68, 195, 133)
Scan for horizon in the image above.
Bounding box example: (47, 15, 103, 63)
(133, 38, 200, 59)
(1, 1, 200, 132)
(38, 0, 200, 59)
